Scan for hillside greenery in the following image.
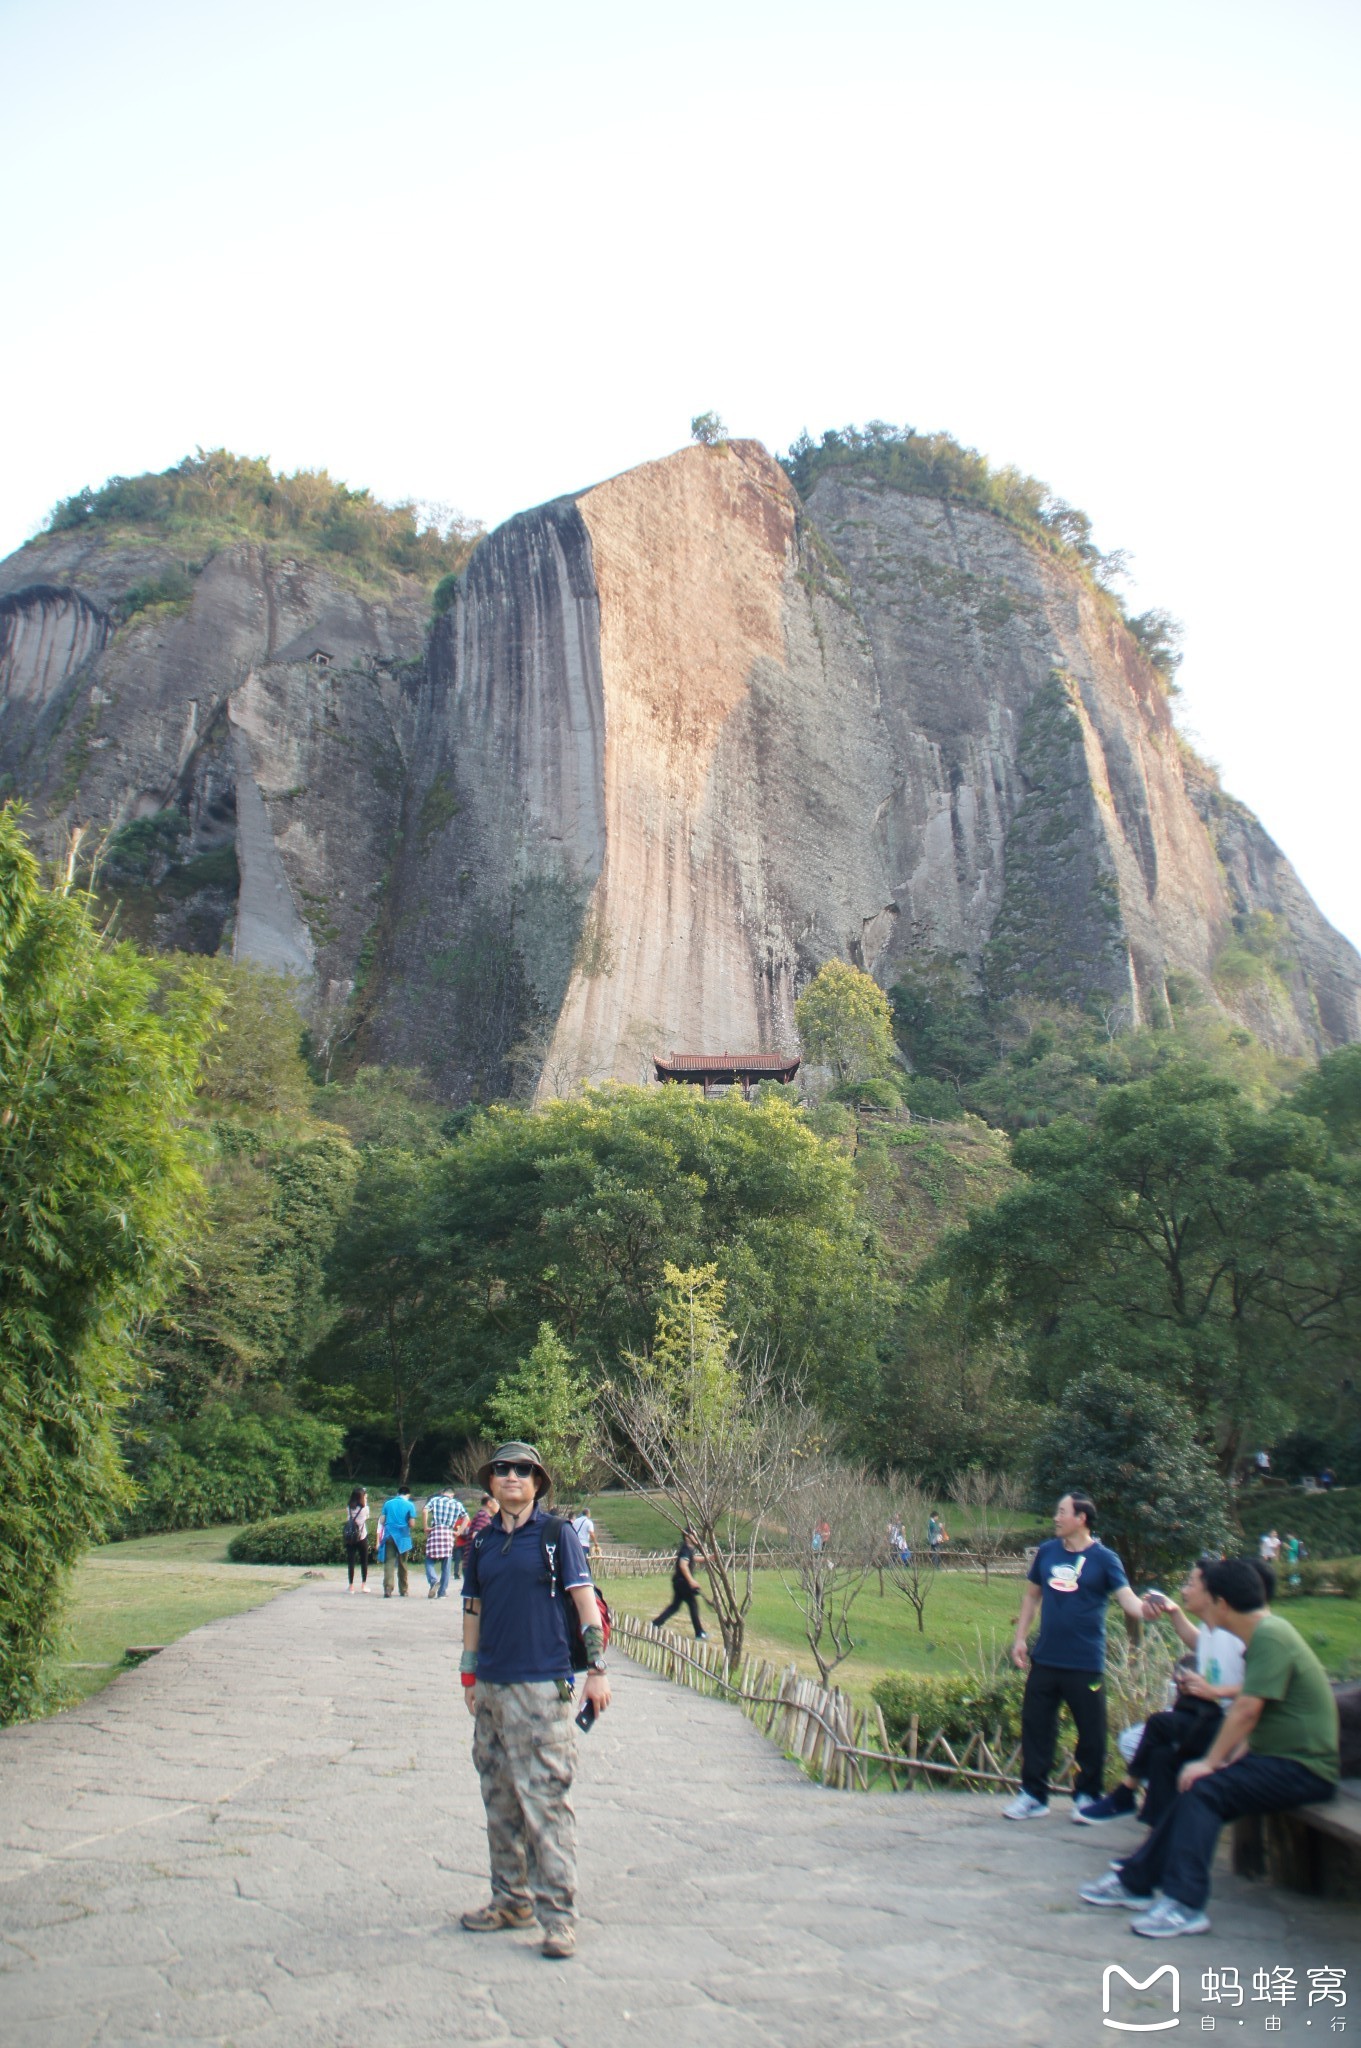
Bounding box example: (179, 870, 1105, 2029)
(46, 448, 481, 590)
(782, 421, 1182, 682)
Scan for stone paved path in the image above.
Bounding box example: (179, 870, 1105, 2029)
(1, 1579, 1355, 2046)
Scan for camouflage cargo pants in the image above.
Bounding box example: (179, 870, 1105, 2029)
(472, 1681, 578, 1932)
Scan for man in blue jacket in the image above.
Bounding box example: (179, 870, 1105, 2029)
(459, 1441, 610, 1960)
(1004, 1491, 1155, 1820)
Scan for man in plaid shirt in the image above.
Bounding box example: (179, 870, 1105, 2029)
(423, 1485, 465, 1600)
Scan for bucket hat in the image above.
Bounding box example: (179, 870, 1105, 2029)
(477, 1440, 552, 1498)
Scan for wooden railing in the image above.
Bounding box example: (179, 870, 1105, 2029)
(611, 1609, 1078, 1793)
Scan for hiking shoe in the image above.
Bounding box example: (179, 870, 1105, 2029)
(1080, 1870, 1154, 1909)
(460, 1900, 535, 1932)
(541, 1926, 577, 1959)
(1002, 1791, 1049, 1820)
(1131, 1897, 1211, 1939)
(1074, 1786, 1137, 1825)
(695, 1630, 709, 1641)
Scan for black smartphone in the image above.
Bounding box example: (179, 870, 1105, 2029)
(575, 1696, 597, 1733)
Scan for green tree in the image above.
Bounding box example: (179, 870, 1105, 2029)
(486, 1323, 595, 1496)
(795, 959, 896, 1084)
(1029, 1367, 1231, 1586)
(0, 810, 216, 1718)
(430, 1084, 880, 1403)
(943, 1065, 1361, 1473)
(311, 1147, 462, 1484)
(690, 412, 728, 446)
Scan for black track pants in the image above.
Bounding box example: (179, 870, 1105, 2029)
(1020, 1661, 1107, 1804)
(652, 1583, 704, 1636)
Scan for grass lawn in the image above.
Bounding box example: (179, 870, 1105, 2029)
(601, 1565, 1361, 1706)
(55, 1526, 304, 1709)
(586, 1489, 1049, 1558)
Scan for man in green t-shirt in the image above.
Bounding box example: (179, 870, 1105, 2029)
(1078, 1555, 1339, 1939)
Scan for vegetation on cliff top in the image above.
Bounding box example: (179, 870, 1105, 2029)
(782, 421, 1183, 683)
(46, 449, 481, 590)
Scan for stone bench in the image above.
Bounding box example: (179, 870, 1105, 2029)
(1232, 1779, 1361, 1901)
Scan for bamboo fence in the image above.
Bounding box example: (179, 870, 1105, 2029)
(611, 1609, 1079, 1794)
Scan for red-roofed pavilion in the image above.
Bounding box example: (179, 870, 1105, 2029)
(652, 1051, 801, 1098)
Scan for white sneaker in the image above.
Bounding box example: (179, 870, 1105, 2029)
(1080, 1870, 1154, 1909)
(1002, 1791, 1050, 1820)
(1131, 1897, 1211, 1939)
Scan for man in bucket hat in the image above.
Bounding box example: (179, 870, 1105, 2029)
(459, 1440, 609, 1959)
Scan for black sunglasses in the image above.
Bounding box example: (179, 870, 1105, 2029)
(490, 1460, 537, 1478)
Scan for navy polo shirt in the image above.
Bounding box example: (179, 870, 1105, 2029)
(462, 1505, 593, 1684)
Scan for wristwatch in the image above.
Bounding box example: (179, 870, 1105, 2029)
(587, 1657, 607, 1674)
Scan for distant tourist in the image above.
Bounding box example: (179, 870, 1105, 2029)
(423, 1484, 465, 1600)
(1254, 1449, 1271, 1477)
(1003, 1491, 1156, 1822)
(928, 1512, 945, 1563)
(1319, 1467, 1335, 1490)
(459, 1440, 608, 1960)
(343, 1487, 370, 1594)
(1078, 1555, 1339, 1937)
(381, 1484, 418, 1598)
(1259, 1528, 1282, 1565)
(1074, 1557, 1244, 1828)
(568, 1505, 596, 1560)
(457, 1493, 493, 1578)
(651, 1529, 708, 1640)
(888, 1517, 909, 1564)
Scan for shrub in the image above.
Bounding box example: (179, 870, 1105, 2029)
(228, 1508, 427, 1566)
(118, 1403, 342, 1534)
(900, 1075, 961, 1121)
(872, 1670, 1024, 1754)
(1238, 1487, 1361, 1561)
(1279, 1556, 1361, 1600)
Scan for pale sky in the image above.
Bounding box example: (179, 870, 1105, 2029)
(3, 0, 1358, 948)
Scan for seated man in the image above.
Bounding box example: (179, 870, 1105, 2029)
(1076, 1557, 1244, 1828)
(1077, 1555, 1339, 1938)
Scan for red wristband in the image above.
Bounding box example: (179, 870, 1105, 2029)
(460, 1672, 477, 1688)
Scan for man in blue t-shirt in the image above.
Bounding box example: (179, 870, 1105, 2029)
(1003, 1491, 1154, 1821)
(381, 1487, 418, 1598)
(459, 1441, 610, 1960)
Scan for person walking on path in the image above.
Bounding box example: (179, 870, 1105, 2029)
(568, 1505, 597, 1564)
(423, 1484, 464, 1599)
(381, 1484, 418, 1597)
(651, 1529, 708, 1640)
(1004, 1491, 1155, 1822)
(459, 1441, 609, 1961)
(1074, 1557, 1244, 1827)
(1078, 1554, 1339, 1937)
(928, 1512, 945, 1565)
(343, 1487, 370, 1593)
(456, 1493, 493, 1579)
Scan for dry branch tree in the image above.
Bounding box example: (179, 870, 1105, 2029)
(775, 1456, 883, 1683)
(596, 1263, 814, 1663)
(948, 1468, 1027, 1584)
(884, 1476, 938, 1632)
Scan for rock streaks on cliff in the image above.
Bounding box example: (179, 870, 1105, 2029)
(1, 440, 1358, 1097)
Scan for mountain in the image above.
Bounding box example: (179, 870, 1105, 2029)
(2, 438, 1357, 1098)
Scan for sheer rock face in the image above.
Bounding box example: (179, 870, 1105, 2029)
(2, 444, 1358, 1098)
(0, 531, 426, 1015)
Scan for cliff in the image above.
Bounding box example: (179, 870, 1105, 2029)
(2, 441, 1358, 1096)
